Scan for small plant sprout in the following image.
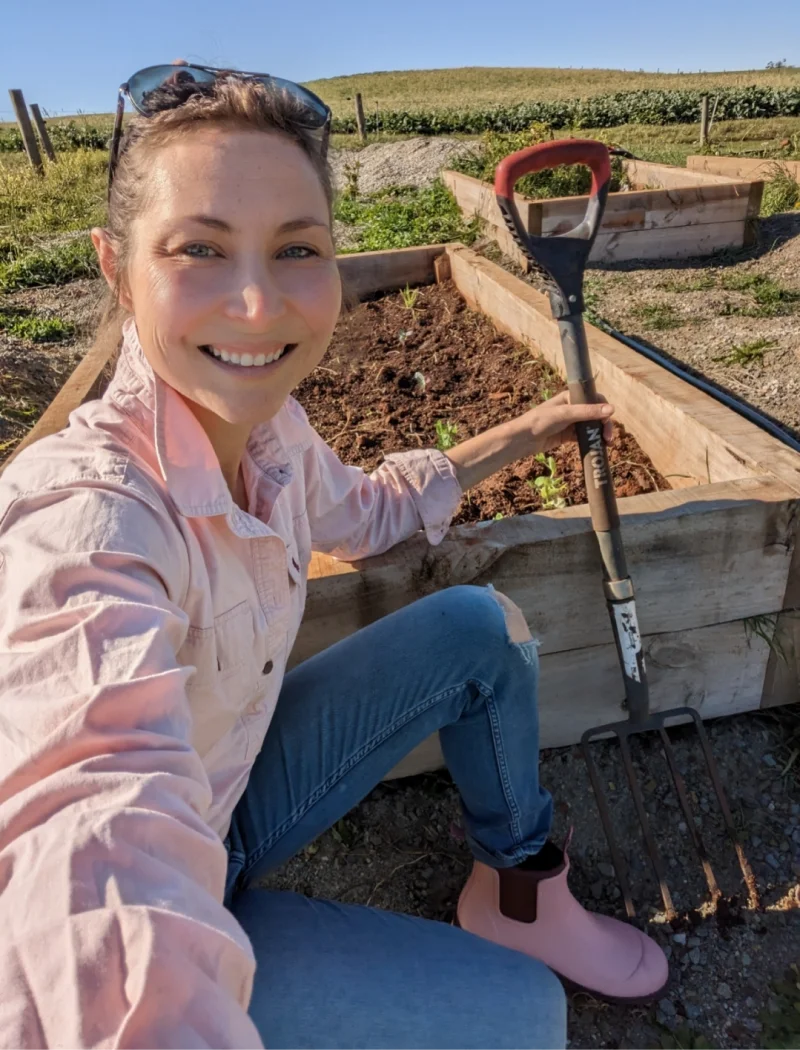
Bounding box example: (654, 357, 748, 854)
(540, 387, 553, 403)
(412, 371, 426, 393)
(400, 284, 420, 312)
(528, 453, 569, 510)
(714, 338, 777, 366)
(434, 419, 459, 451)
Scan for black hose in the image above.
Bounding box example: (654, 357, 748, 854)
(604, 326, 800, 455)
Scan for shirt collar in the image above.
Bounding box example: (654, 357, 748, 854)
(111, 319, 293, 523)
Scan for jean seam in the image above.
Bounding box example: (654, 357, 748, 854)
(481, 684, 525, 850)
(237, 680, 468, 881)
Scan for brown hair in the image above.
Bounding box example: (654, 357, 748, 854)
(94, 75, 335, 371)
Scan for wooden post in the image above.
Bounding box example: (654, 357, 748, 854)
(8, 89, 43, 174)
(700, 95, 710, 147)
(29, 103, 56, 163)
(354, 92, 367, 144)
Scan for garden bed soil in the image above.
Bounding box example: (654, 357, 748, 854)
(297, 280, 665, 523)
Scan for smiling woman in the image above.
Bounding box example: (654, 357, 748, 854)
(0, 71, 666, 1050)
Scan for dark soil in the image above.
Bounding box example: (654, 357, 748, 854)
(297, 280, 665, 524)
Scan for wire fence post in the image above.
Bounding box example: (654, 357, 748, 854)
(8, 88, 43, 174)
(354, 92, 367, 144)
(29, 103, 57, 163)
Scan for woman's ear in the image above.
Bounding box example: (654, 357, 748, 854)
(91, 228, 133, 311)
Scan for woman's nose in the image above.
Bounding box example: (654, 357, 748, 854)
(226, 264, 287, 326)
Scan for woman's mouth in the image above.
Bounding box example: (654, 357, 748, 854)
(198, 343, 297, 370)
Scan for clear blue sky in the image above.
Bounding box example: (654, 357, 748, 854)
(1, 0, 798, 119)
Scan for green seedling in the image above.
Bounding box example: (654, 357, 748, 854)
(400, 283, 420, 311)
(493, 512, 505, 520)
(528, 453, 569, 510)
(434, 419, 459, 451)
(718, 272, 799, 318)
(714, 337, 777, 366)
(342, 158, 361, 201)
(412, 371, 426, 392)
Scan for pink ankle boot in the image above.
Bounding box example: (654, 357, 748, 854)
(456, 839, 669, 1003)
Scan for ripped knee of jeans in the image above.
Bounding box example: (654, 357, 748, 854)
(486, 585, 537, 647)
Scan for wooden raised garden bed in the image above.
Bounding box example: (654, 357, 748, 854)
(686, 154, 800, 182)
(4, 244, 799, 781)
(443, 159, 763, 267)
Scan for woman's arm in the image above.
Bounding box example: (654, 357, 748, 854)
(0, 481, 261, 1049)
(444, 391, 614, 492)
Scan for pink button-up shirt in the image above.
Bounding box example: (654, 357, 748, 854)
(0, 320, 462, 1048)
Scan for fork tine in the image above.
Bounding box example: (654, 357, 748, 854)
(686, 710, 761, 910)
(618, 733, 677, 921)
(658, 725, 722, 903)
(582, 733, 636, 919)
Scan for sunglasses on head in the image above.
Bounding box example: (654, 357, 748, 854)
(108, 63, 332, 196)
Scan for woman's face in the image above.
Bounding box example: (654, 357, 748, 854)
(103, 126, 341, 427)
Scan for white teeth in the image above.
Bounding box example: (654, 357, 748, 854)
(206, 345, 290, 366)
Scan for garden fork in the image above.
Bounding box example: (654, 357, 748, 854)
(494, 140, 758, 920)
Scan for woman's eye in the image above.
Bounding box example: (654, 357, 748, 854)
(279, 245, 318, 259)
(182, 243, 218, 258)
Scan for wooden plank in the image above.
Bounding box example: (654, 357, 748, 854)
(761, 513, 800, 709)
(337, 244, 444, 300)
(687, 155, 800, 182)
(445, 245, 800, 497)
(589, 220, 747, 263)
(386, 618, 772, 777)
(624, 158, 736, 189)
(8, 89, 43, 174)
(538, 182, 751, 237)
(295, 476, 795, 667)
(29, 103, 56, 163)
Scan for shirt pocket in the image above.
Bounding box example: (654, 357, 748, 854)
(181, 601, 260, 756)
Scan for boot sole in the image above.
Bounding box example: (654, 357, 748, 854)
(452, 916, 671, 1006)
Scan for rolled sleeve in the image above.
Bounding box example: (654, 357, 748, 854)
(380, 448, 463, 545)
(302, 416, 462, 560)
(0, 476, 262, 1048)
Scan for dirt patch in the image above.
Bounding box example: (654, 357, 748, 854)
(298, 280, 664, 523)
(0, 278, 101, 464)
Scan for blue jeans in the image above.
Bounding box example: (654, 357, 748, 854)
(225, 585, 564, 1049)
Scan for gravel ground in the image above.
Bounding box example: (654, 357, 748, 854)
(329, 136, 475, 196)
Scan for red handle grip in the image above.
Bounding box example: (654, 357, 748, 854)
(494, 139, 611, 199)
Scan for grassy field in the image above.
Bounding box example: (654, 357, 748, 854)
(306, 66, 800, 114)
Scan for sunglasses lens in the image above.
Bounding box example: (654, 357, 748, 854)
(128, 65, 216, 111)
(265, 77, 329, 128)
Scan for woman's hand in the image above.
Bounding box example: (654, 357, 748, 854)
(444, 391, 615, 493)
(514, 390, 614, 455)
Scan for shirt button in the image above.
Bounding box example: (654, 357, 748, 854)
(262, 660, 273, 675)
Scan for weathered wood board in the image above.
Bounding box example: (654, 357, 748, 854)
(686, 155, 800, 183)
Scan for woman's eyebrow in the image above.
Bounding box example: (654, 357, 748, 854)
(184, 216, 329, 234)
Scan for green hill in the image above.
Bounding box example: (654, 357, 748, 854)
(303, 65, 800, 115)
